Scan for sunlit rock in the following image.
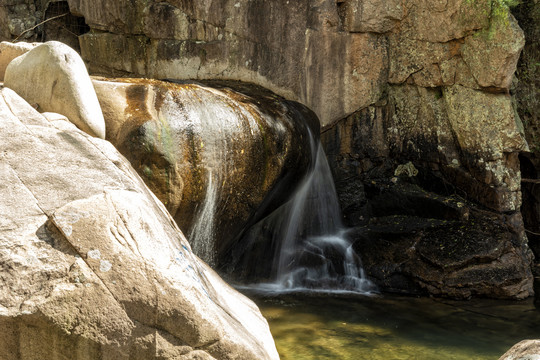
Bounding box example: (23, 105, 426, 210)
(443, 85, 528, 211)
(462, 13, 525, 89)
(73, 0, 389, 126)
(339, 0, 403, 33)
(0, 41, 38, 81)
(4, 41, 106, 138)
(399, 0, 491, 43)
(0, 86, 278, 360)
(499, 340, 540, 360)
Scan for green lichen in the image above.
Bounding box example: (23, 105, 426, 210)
(491, 0, 520, 27)
(157, 113, 177, 164)
(142, 165, 153, 180)
(466, 0, 520, 38)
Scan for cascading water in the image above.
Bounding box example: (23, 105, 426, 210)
(188, 169, 218, 265)
(114, 78, 373, 293)
(244, 130, 377, 294)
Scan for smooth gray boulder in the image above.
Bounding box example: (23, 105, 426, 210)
(0, 86, 278, 360)
(4, 41, 106, 138)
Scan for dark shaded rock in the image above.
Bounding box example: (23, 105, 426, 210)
(513, 1, 540, 155)
(535, 264, 540, 309)
(520, 153, 540, 260)
(349, 187, 533, 299)
(321, 104, 390, 227)
(41, 1, 90, 52)
(513, 2, 540, 290)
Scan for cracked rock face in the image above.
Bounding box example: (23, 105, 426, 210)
(67, 0, 389, 127)
(0, 86, 279, 360)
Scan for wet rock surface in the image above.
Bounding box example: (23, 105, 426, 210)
(93, 77, 316, 267)
(321, 85, 533, 299)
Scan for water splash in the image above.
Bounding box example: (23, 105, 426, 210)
(189, 169, 218, 266)
(244, 131, 377, 295)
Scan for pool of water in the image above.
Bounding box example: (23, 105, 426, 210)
(246, 291, 540, 360)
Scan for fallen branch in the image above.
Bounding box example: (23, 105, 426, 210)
(13, 12, 69, 42)
(525, 228, 540, 237)
(522, 178, 540, 184)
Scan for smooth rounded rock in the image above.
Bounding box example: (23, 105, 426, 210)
(0, 86, 278, 360)
(4, 41, 106, 138)
(92, 77, 317, 268)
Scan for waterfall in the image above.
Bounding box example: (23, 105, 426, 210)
(243, 131, 377, 294)
(189, 169, 218, 266)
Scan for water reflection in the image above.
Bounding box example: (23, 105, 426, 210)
(247, 292, 540, 360)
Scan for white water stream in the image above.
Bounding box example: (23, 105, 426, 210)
(171, 83, 374, 294)
(245, 132, 376, 294)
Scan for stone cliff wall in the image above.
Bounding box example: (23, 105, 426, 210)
(31, 0, 526, 214)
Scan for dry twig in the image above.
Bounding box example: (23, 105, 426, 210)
(13, 12, 69, 42)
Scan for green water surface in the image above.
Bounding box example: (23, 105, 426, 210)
(249, 292, 540, 360)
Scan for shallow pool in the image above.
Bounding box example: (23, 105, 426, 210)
(247, 292, 540, 360)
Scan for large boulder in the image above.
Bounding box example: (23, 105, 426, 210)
(499, 340, 540, 360)
(4, 41, 106, 138)
(0, 85, 278, 360)
(92, 77, 317, 268)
